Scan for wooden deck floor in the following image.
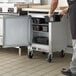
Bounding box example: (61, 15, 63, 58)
(0, 48, 72, 76)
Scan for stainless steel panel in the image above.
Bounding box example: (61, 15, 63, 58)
(3, 15, 31, 47)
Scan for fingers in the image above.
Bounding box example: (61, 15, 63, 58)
(61, 10, 66, 15)
(60, 11, 66, 18)
(48, 11, 54, 17)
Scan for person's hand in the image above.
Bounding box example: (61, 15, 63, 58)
(60, 8, 69, 18)
(60, 10, 65, 16)
(60, 9, 67, 18)
(48, 11, 54, 17)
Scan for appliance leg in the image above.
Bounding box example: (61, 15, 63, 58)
(16, 47, 21, 56)
(19, 47, 21, 56)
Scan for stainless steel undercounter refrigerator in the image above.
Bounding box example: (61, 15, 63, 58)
(0, 13, 32, 56)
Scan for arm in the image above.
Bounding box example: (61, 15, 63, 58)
(50, 0, 58, 15)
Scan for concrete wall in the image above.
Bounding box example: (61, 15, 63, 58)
(41, 0, 68, 7)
